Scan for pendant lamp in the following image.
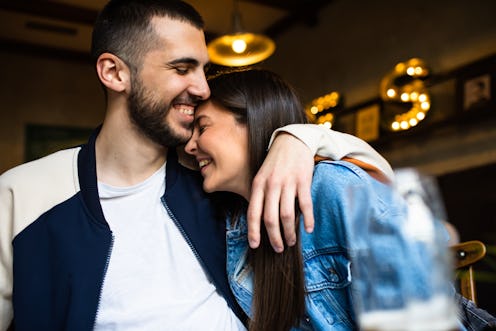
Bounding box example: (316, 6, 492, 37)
(207, 0, 276, 67)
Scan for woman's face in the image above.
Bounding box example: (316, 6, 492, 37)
(185, 100, 251, 199)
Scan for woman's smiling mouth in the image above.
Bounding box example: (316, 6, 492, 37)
(198, 159, 211, 168)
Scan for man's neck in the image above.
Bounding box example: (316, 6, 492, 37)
(95, 119, 167, 187)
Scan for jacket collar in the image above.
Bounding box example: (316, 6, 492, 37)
(78, 126, 107, 225)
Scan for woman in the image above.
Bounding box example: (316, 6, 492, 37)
(184, 69, 438, 331)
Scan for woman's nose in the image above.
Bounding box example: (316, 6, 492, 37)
(185, 131, 198, 155)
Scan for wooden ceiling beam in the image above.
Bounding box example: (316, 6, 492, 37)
(260, 0, 334, 38)
(0, 0, 98, 25)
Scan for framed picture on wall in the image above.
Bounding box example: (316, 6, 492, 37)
(462, 74, 492, 111)
(355, 103, 380, 142)
(25, 124, 93, 162)
(456, 55, 496, 114)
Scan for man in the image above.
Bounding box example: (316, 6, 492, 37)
(0, 0, 394, 330)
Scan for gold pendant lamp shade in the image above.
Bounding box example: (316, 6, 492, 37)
(208, 32, 275, 67)
(207, 0, 276, 67)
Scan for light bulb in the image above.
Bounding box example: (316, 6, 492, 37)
(387, 88, 396, 98)
(232, 39, 247, 53)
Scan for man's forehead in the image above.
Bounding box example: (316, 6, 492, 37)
(150, 15, 204, 38)
(149, 16, 208, 61)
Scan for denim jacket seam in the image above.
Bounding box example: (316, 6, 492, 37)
(303, 247, 347, 260)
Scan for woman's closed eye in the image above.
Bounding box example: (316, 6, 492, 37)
(195, 116, 210, 134)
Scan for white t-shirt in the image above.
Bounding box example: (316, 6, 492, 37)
(94, 163, 246, 331)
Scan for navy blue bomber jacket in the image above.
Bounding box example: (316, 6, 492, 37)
(4, 128, 245, 330)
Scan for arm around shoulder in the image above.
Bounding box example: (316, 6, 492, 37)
(269, 124, 395, 182)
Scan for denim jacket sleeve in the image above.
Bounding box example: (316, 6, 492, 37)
(307, 162, 407, 316)
(313, 161, 495, 331)
(309, 161, 453, 327)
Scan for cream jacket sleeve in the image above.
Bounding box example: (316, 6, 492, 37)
(269, 124, 395, 182)
(0, 177, 14, 330)
(0, 148, 80, 330)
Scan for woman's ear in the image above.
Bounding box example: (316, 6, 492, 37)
(96, 53, 131, 93)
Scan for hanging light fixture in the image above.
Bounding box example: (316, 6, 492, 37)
(207, 0, 276, 67)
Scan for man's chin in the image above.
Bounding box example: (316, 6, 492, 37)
(161, 130, 192, 147)
(176, 124, 194, 142)
(176, 130, 193, 145)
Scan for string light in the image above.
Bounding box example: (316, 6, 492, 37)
(380, 58, 431, 131)
(305, 91, 341, 128)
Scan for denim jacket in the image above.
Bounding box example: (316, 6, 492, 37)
(227, 160, 430, 330)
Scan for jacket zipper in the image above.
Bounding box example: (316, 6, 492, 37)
(92, 233, 115, 330)
(91, 198, 209, 329)
(161, 197, 208, 272)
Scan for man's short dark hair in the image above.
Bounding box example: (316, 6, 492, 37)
(91, 0, 204, 72)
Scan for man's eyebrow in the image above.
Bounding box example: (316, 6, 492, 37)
(167, 57, 200, 66)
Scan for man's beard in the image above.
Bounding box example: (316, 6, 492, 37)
(128, 78, 192, 148)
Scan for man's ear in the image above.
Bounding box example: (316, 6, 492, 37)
(96, 53, 131, 93)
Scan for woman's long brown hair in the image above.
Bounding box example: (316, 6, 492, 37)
(208, 69, 309, 331)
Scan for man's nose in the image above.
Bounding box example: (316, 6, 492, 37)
(189, 70, 210, 100)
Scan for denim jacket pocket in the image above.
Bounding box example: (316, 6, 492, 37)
(304, 252, 356, 329)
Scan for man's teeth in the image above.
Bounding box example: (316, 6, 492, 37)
(199, 160, 211, 168)
(179, 108, 194, 115)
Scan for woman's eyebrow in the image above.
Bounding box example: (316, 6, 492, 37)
(193, 114, 208, 125)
